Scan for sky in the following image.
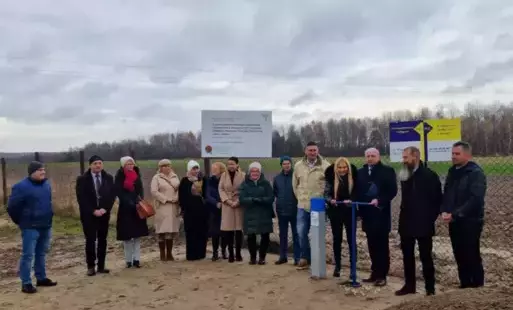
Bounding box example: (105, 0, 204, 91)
(0, 0, 512, 152)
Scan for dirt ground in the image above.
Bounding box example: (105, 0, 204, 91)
(385, 287, 513, 310)
(0, 234, 425, 310)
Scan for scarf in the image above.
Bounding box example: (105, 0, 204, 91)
(123, 168, 138, 192)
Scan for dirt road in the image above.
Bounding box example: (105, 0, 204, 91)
(0, 246, 426, 310)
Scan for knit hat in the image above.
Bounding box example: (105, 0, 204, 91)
(187, 160, 200, 172)
(27, 161, 44, 175)
(248, 162, 262, 171)
(279, 155, 292, 165)
(158, 159, 172, 167)
(120, 156, 135, 167)
(88, 155, 103, 165)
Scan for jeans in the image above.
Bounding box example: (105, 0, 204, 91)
(123, 238, 141, 263)
(277, 215, 300, 262)
(20, 228, 52, 285)
(297, 208, 311, 262)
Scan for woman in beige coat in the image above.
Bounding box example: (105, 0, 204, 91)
(219, 156, 246, 262)
(150, 159, 181, 261)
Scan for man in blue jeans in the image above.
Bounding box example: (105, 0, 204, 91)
(273, 156, 300, 265)
(292, 142, 331, 270)
(7, 161, 57, 294)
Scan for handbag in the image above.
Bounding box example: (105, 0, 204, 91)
(136, 196, 156, 219)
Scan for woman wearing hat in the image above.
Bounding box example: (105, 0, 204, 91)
(150, 159, 181, 261)
(238, 162, 274, 265)
(115, 156, 149, 268)
(178, 160, 209, 261)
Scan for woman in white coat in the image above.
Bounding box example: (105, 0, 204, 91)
(150, 159, 181, 261)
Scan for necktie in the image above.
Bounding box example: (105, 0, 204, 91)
(368, 166, 372, 176)
(95, 174, 101, 202)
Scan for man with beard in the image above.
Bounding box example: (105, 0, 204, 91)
(395, 146, 442, 296)
(442, 141, 487, 289)
(357, 148, 397, 286)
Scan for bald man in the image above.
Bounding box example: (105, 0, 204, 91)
(357, 148, 397, 287)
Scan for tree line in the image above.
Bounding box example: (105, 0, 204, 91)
(5, 102, 513, 163)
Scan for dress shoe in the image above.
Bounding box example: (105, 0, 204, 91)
(87, 268, 96, 276)
(394, 285, 416, 296)
(22, 284, 37, 294)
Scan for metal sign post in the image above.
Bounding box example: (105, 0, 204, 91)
(339, 201, 372, 288)
(310, 197, 327, 279)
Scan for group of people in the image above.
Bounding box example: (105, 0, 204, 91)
(7, 140, 486, 297)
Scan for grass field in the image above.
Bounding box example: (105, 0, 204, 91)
(27, 155, 513, 177)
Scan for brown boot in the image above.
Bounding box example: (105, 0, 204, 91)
(158, 241, 166, 261)
(165, 239, 175, 261)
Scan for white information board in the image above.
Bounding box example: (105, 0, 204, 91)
(201, 110, 273, 158)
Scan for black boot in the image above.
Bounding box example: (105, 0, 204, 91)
(158, 241, 166, 261)
(235, 231, 243, 262)
(333, 265, 341, 278)
(165, 239, 174, 261)
(133, 260, 141, 268)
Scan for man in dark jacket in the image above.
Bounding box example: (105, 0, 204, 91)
(273, 156, 300, 265)
(76, 155, 116, 276)
(7, 161, 57, 294)
(357, 148, 397, 287)
(441, 141, 487, 289)
(395, 147, 442, 296)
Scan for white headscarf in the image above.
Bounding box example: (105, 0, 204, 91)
(120, 156, 135, 167)
(248, 162, 262, 171)
(187, 160, 200, 172)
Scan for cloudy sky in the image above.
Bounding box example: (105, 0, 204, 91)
(0, 0, 512, 152)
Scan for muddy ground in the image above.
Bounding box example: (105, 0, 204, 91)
(0, 227, 421, 310)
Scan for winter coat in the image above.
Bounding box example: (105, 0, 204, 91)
(76, 169, 116, 222)
(272, 169, 298, 217)
(114, 166, 149, 241)
(7, 178, 53, 229)
(292, 156, 331, 212)
(239, 173, 274, 235)
(150, 172, 181, 234)
(219, 170, 246, 231)
(205, 175, 222, 235)
(398, 163, 443, 237)
(356, 161, 398, 233)
(441, 161, 487, 222)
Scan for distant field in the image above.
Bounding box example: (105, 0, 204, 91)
(35, 156, 513, 176)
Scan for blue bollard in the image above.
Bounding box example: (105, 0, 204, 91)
(310, 197, 327, 279)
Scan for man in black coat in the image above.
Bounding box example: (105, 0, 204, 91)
(357, 148, 397, 287)
(395, 146, 442, 296)
(76, 155, 116, 276)
(441, 141, 487, 289)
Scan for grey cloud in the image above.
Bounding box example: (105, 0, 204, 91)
(290, 112, 311, 121)
(443, 57, 513, 93)
(289, 90, 316, 107)
(0, 0, 512, 151)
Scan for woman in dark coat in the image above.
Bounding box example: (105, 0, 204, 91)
(205, 161, 228, 261)
(178, 160, 209, 261)
(238, 162, 274, 265)
(324, 157, 359, 278)
(115, 156, 149, 268)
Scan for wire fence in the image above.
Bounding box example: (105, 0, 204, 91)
(1, 152, 513, 288)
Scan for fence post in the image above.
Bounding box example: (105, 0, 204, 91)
(34, 152, 40, 162)
(1, 158, 6, 207)
(79, 150, 85, 175)
(204, 158, 211, 176)
(310, 197, 327, 279)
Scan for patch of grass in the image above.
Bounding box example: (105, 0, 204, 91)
(0, 214, 115, 237)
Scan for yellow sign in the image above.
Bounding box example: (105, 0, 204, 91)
(425, 118, 462, 141)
